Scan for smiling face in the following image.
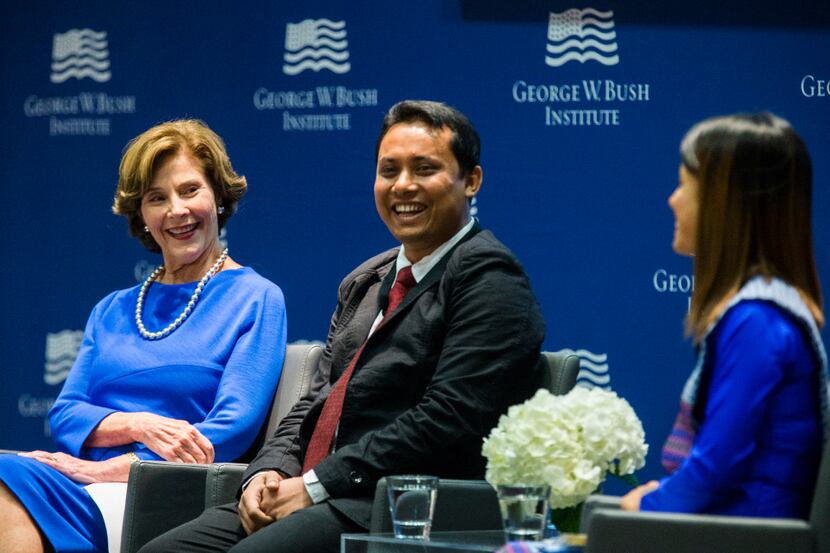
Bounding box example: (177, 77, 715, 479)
(668, 164, 700, 256)
(374, 123, 482, 263)
(140, 149, 221, 280)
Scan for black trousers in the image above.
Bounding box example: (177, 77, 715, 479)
(137, 501, 364, 553)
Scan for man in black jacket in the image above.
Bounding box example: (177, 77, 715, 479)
(140, 100, 545, 553)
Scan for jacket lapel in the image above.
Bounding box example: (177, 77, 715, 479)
(373, 222, 481, 333)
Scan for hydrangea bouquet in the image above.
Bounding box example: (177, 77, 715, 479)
(482, 387, 648, 511)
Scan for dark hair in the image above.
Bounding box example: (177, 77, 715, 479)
(681, 112, 823, 339)
(375, 100, 480, 177)
(113, 119, 246, 253)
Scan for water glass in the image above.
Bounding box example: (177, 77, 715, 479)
(386, 475, 439, 539)
(496, 484, 550, 542)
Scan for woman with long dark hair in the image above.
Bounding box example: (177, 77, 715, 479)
(622, 113, 827, 517)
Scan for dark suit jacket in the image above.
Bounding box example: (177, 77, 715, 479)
(243, 223, 545, 527)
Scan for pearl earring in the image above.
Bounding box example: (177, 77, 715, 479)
(143, 225, 149, 233)
(218, 206, 225, 215)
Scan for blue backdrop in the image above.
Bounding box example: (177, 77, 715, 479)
(1, 1, 828, 488)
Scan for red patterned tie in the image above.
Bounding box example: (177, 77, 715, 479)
(302, 266, 416, 473)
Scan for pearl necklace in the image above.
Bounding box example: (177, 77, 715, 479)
(135, 248, 229, 340)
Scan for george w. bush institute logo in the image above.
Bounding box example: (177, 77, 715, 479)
(50, 29, 111, 83)
(282, 18, 351, 76)
(545, 8, 619, 67)
(554, 348, 611, 389)
(44, 330, 83, 385)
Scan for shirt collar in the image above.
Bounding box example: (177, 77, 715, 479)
(395, 217, 476, 283)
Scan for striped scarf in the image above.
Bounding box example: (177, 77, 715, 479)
(661, 277, 829, 473)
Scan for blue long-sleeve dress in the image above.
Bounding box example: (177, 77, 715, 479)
(643, 277, 828, 517)
(0, 266, 287, 551)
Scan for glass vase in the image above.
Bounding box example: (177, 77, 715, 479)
(548, 503, 583, 535)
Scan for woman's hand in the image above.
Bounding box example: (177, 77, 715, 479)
(129, 412, 214, 463)
(621, 480, 660, 511)
(20, 451, 128, 484)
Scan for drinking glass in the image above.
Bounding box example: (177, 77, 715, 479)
(496, 484, 550, 542)
(386, 475, 439, 539)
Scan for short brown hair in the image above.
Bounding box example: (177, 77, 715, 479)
(112, 119, 247, 252)
(681, 113, 823, 340)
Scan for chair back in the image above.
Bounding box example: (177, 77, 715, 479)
(234, 343, 322, 462)
(538, 351, 580, 396)
(809, 437, 830, 553)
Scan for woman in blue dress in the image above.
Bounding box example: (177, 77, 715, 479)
(622, 113, 827, 517)
(0, 119, 287, 552)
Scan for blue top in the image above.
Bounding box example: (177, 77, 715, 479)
(48, 266, 288, 462)
(642, 300, 822, 517)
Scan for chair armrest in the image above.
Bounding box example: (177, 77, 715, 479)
(205, 462, 247, 507)
(579, 494, 621, 532)
(121, 461, 210, 553)
(370, 478, 502, 534)
(584, 509, 813, 553)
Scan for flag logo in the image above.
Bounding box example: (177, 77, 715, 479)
(545, 8, 619, 68)
(282, 18, 351, 76)
(44, 330, 83, 385)
(50, 29, 111, 83)
(555, 348, 611, 389)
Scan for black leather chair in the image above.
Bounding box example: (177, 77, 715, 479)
(579, 437, 830, 553)
(120, 343, 322, 553)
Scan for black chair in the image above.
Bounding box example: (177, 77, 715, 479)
(120, 343, 322, 553)
(579, 437, 830, 553)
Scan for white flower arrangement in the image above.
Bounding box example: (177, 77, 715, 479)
(482, 387, 648, 509)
